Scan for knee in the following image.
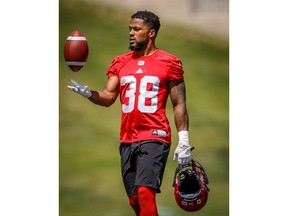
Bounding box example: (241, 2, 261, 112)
(137, 186, 158, 215)
(129, 194, 139, 208)
(138, 186, 156, 201)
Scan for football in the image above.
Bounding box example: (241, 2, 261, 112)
(64, 30, 89, 72)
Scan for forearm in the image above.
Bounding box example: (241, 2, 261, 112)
(88, 75, 119, 107)
(173, 102, 192, 165)
(68, 76, 119, 107)
(169, 79, 189, 132)
(88, 90, 117, 107)
(174, 102, 189, 132)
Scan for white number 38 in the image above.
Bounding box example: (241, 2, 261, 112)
(120, 75, 160, 113)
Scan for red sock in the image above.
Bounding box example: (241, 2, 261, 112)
(129, 194, 140, 216)
(138, 186, 158, 216)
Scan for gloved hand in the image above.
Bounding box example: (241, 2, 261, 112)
(173, 131, 192, 165)
(67, 78, 92, 98)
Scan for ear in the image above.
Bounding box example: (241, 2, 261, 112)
(149, 29, 156, 38)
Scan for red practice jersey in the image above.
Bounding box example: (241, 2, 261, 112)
(107, 49, 184, 144)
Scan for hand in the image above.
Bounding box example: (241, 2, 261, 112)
(67, 78, 92, 98)
(173, 131, 192, 165)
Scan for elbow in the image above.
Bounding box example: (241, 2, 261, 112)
(102, 102, 113, 107)
(173, 101, 187, 112)
(102, 96, 117, 107)
(88, 91, 117, 107)
(91, 99, 114, 107)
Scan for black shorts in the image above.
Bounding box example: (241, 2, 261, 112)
(119, 140, 170, 197)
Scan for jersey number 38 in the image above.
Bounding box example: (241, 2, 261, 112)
(120, 75, 160, 113)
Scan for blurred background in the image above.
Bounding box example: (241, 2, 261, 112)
(85, 0, 229, 38)
(59, 0, 229, 215)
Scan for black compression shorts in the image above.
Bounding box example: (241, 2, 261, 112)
(119, 140, 170, 197)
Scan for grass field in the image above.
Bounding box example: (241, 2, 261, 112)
(59, 0, 229, 215)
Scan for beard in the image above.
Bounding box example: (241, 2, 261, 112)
(129, 40, 147, 51)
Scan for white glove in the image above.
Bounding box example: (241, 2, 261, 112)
(173, 131, 192, 165)
(67, 78, 92, 98)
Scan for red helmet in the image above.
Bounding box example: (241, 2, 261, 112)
(173, 159, 210, 212)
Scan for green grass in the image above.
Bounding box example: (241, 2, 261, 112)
(59, 0, 229, 215)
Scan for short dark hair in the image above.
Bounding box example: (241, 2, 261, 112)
(131, 10, 161, 35)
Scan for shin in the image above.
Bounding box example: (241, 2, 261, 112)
(138, 186, 158, 216)
(129, 194, 140, 216)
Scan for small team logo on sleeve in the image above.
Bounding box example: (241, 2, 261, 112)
(152, 130, 167, 137)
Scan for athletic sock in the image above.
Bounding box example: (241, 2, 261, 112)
(129, 194, 140, 216)
(137, 186, 158, 216)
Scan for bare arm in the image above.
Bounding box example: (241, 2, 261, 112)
(168, 79, 189, 132)
(88, 75, 119, 107)
(170, 79, 192, 164)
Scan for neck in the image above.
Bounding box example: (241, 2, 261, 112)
(134, 42, 157, 57)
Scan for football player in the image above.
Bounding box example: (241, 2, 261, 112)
(68, 10, 192, 216)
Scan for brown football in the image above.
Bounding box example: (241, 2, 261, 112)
(64, 30, 88, 72)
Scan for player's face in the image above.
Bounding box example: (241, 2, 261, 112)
(129, 18, 151, 51)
